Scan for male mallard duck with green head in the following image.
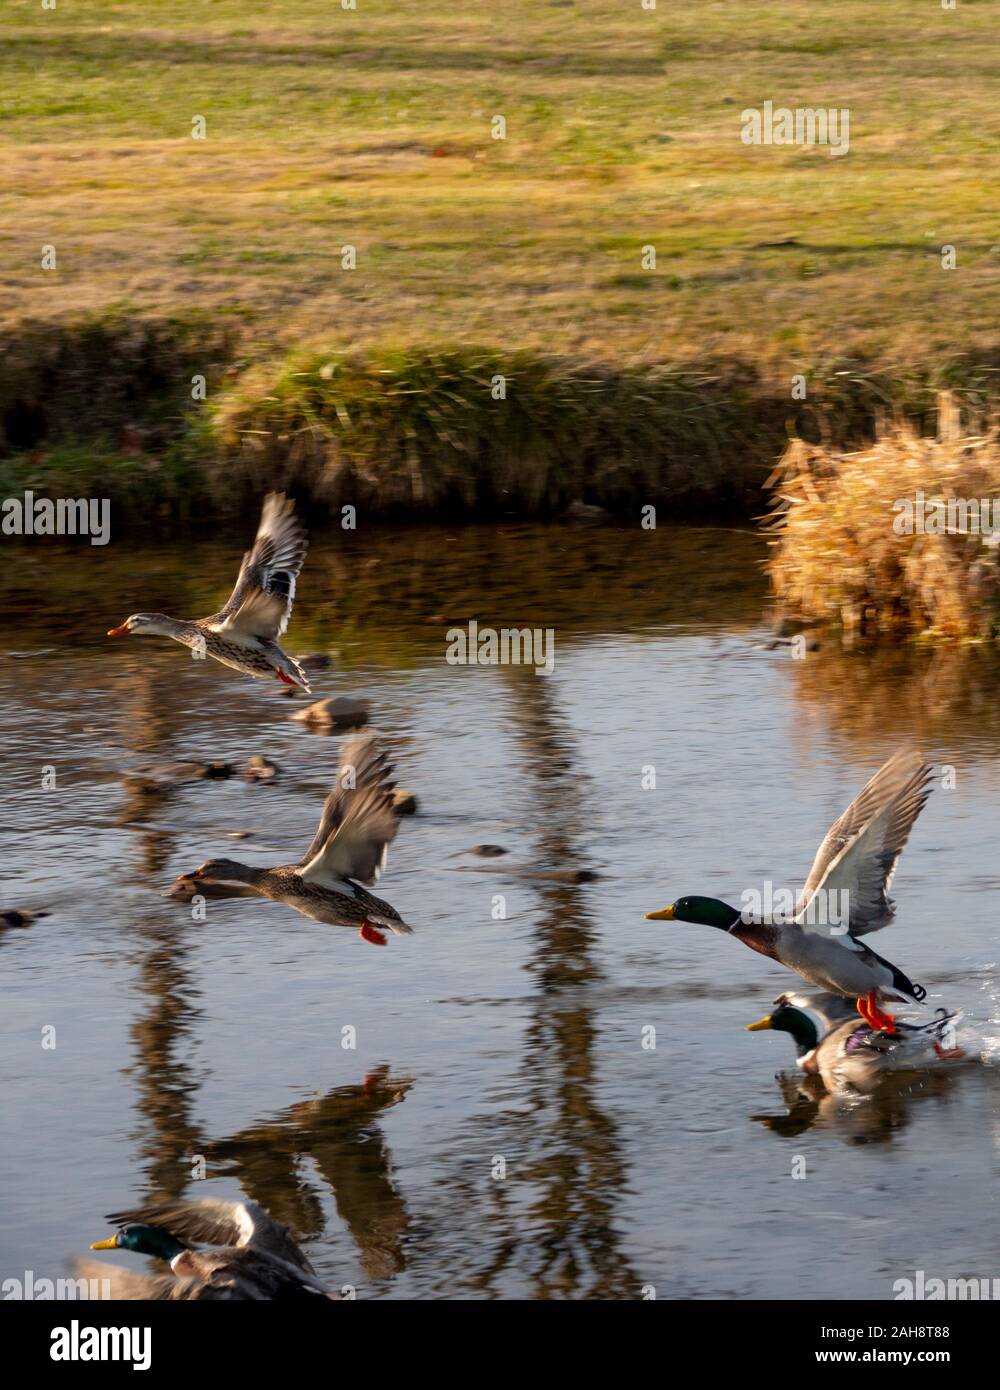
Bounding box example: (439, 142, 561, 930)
(107, 493, 311, 691)
(746, 991, 965, 1095)
(77, 1197, 335, 1300)
(645, 748, 934, 1033)
(173, 732, 414, 946)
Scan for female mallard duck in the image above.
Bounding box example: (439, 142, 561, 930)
(78, 1197, 335, 1300)
(645, 748, 934, 1032)
(107, 493, 311, 691)
(174, 732, 413, 946)
(746, 991, 965, 1095)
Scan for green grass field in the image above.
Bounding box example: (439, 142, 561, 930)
(4, 0, 1000, 367)
(3, 1, 1000, 518)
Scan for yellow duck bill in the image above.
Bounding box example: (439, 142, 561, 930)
(745, 1015, 773, 1032)
(644, 905, 675, 920)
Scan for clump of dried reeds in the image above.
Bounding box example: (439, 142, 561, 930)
(766, 395, 1000, 639)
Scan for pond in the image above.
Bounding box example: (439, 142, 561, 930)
(3, 522, 999, 1299)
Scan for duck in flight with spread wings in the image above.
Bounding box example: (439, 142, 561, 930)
(107, 492, 311, 691)
(645, 748, 935, 1033)
(173, 732, 414, 947)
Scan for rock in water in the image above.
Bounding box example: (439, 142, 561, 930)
(1, 909, 48, 929)
(299, 653, 333, 672)
(561, 500, 611, 524)
(245, 754, 279, 782)
(291, 696, 369, 730)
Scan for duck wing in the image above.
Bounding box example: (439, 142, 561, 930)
(299, 733, 400, 886)
(299, 733, 396, 865)
(793, 748, 933, 936)
(203, 493, 307, 640)
(105, 1197, 315, 1273)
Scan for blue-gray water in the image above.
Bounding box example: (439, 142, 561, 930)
(2, 523, 999, 1299)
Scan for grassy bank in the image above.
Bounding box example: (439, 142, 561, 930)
(5, 314, 1000, 522)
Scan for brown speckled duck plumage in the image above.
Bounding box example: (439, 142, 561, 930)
(174, 733, 414, 943)
(107, 493, 312, 691)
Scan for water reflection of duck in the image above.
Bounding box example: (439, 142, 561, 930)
(204, 1067, 414, 1283)
(645, 749, 933, 1031)
(173, 733, 414, 947)
(106, 493, 311, 691)
(79, 1198, 335, 1300)
(746, 991, 966, 1095)
(752, 1066, 963, 1145)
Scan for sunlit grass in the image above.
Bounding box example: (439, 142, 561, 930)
(2, 0, 999, 365)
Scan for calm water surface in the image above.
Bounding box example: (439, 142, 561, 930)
(3, 523, 1000, 1299)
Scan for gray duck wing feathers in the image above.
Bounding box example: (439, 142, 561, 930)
(759, 750, 934, 1002)
(202, 493, 307, 641)
(299, 733, 397, 867)
(105, 1196, 316, 1274)
(774, 989, 858, 1031)
(300, 733, 401, 888)
(793, 747, 933, 936)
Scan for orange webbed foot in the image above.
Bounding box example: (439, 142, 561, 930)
(858, 992, 897, 1034)
(360, 920, 387, 947)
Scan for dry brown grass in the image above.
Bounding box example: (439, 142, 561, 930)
(766, 398, 1000, 639)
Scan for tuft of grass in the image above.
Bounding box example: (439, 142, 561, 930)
(766, 399, 1000, 639)
(208, 345, 794, 517)
(0, 443, 168, 512)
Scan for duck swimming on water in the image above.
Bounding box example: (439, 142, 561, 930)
(746, 990, 965, 1095)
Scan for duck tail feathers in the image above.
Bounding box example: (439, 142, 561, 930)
(284, 654, 312, 693)
(367, 911, 415, 936)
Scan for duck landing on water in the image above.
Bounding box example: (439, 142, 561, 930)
(645, 748, 936, 1032)
(78, 1197, 336, 1300)
(746, 991, 966, 1095)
